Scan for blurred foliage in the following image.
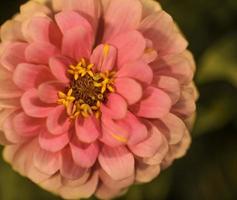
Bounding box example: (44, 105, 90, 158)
(0, 0, 237, 200)
(198, 34, 237, 86)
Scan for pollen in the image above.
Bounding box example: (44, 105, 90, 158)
(57, 58, 115, 119)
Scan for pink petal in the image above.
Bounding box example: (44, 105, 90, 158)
(22, 16, 52, 42)
(101, 111, 147, 147)
(0, 42, 27, 71)
(134, 87, 172, 119)
(52, 0, 65, 11)
(135, 162, 160, 183)
(53, 0, 101, 33)
(90, 44, 117, 72)
(140, 0, 162, 17)
(4, 139, 50, 182)
(168, 130, 191, 159)
(99, 145, 135, 180)
(115, 77, 142, 105)
(61, 147, 87, 180)
(0, 20, 24, 41)
(100, 114, 130, 147)
(21, 88, 55, 118)
(95, 184, 124, 200)
(139, 11, 188, 56)
(62, 27, 92, 60)
(117, 60, 153, 85)
(39, 129, 70, 152)
(184, 82, 199, 102)
(15, 128, 39, 138)
(49, 56, 71, 83)
(172, 89, 196, 118)
(60, 171, 99, 199)
(108, 31, 146, 67)
(0, 79, 22, 98)
(152, 52, 194, 84)
(99, 169, 134, 190)
(40, 174, 62, 195)
(0, 66, 21, 103)
(23, 16, 62, 47)
(0, 98, 20, 109)
(13, 63, 53, 90)
(38, 81, 65, 104)
(142, 39, 158, 63)
(101, 93, 127, 120)
(129, 123, 163, 158)
(18, 1, 51, 20)
(142, 134, 169, 165)
(25, 42, 59, 65)
(61, 170, 90, 187)
(124, 112, 148, 146)
(183, 50, 196, 72)
(154, 113, 186, 145)
(0, 108, 16, 131)
(70, 139, 99, 168)
(33, 147, 61, 175)
(46, 106, 71, 135)
(55, 11, 92, 35)
(0, 132, 11, 145)
(103, 0, 142, 41)
(154, 75, 181, 104)
(142, 48, 158, 64)
(0, 65, 11, 81)
(2, 142, 20, 164)
(12, 112, 42, 134)
(3, 112, 26, 143)
(25, 158, 52, 185)
(3, 142, 19, 163)
(75, 116, 100, 143)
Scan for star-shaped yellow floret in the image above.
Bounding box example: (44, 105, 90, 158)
(57, 89, 75, 107)
(68, 58, 94, 80)
(94, 70, 115, 93)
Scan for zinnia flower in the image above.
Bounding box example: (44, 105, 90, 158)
(0, 0, 198, 199)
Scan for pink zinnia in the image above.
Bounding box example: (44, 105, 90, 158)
(0, 0, 198, 199)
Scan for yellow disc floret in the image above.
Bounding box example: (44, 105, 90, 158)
(68, 58, 94, 80)
(94, 70, 116, 93)
(57, 89, 75, 107)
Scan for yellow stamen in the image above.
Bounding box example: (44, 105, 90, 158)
(57, 89, 75, 108)
(95, 111, 101, 119)
(96, 101, 101, 107)
(88, 63, 94, 70)
(81, 58, 86, 67)
(101, 84, 107, 93)
(58, 91, 66, 99)
(94, 82, 102, 87)
(108, 85, 115, 93)
(93, 74, 102, 81)
(67, 58, 94, 80)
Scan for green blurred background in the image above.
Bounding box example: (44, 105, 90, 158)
(0, 0, 237, 199)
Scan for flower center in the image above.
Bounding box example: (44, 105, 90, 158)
(70, 74, 104, 105)
(57, 58, 115, 119)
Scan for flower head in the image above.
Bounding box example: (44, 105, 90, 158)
(0, 0, 198, 199)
